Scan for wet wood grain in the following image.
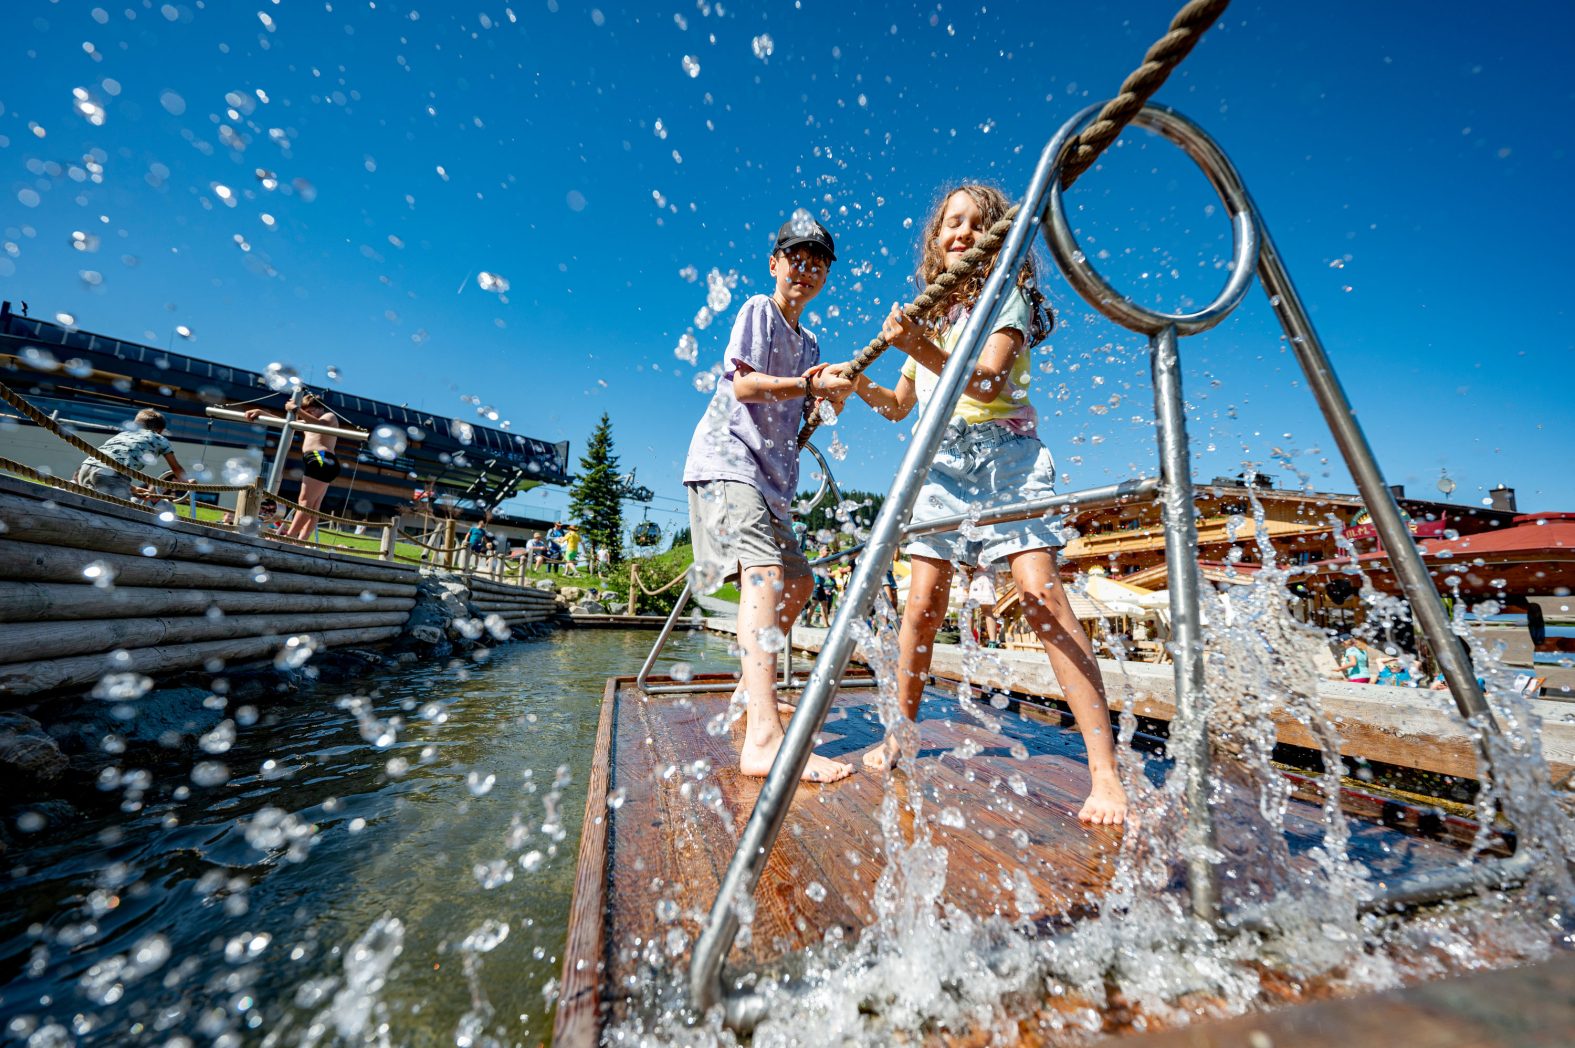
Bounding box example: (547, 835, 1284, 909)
(563, 673, 1487, 1041)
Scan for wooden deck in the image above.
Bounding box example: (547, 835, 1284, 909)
(556, 673, 1505, 1045)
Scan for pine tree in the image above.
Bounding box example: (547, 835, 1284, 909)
(568, 412, 625, 564)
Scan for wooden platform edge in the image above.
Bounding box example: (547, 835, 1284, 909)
(553, 675, 619, 1048)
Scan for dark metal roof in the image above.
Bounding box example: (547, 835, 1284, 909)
(0, 302, 570, 517)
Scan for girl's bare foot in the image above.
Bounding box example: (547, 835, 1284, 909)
(861, 736, 901, 772)
(740, 735, 853, 782)
(1078, 770, 1127, 826)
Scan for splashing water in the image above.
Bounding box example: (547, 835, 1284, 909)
(608, 518, 1575, 1044)
(369, 423, 409, 461)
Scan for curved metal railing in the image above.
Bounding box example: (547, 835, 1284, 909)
(685, 103, 1518, 1028)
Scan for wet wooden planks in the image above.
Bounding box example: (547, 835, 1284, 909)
(556, 674, 1480, 1045)
(1117, 949, 1575, 1047)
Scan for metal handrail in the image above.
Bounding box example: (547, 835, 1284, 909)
(1043, 104, 1509, 923)
(687, 104, 1108, 1016)
(689, 101, 1527, 1026)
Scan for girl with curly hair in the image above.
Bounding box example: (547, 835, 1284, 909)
(844, 183, 1126, 825)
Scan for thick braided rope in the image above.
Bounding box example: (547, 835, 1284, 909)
(797, 0, 1229, 448)
(399, 526, 465, 555)
(635, 563, 690, 596)
(0, 454, 166, 515)
(266, 486, 390, 533)
(0, 379, 257, 494)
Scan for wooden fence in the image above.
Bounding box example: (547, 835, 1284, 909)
(0, 476, 559, 698)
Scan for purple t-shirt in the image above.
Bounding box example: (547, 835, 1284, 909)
(683, 294, 819, 521)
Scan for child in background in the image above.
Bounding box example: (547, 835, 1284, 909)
(1340, 636, 1371, 684)
(842, 183, 1127, 825)
(683, 214, 855, 783)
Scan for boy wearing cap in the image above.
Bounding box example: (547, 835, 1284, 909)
(683, 214, 856, 783)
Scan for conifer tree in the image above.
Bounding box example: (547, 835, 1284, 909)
(568, 412, 625, 564)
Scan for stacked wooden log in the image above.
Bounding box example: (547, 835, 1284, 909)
(466, 573, 560, 628)
(0, 476, 418, 697)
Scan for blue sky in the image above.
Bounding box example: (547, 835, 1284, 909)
(4, 1, 1571, 535)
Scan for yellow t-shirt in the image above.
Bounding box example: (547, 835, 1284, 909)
(900, 287, 1036, 426)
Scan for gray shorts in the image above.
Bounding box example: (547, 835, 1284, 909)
(686, 480, 809, 593)
(74, 461, 133, 501)
(906, 419, 1066, 569)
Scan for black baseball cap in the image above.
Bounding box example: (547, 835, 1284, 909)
(774, 214, 836, 261)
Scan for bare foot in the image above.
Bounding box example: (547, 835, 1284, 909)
(1078, 770, 1127, 826)
(861, 737, 901, 772)
(776, 700, 797, 716)
(740, 735, 853, 783)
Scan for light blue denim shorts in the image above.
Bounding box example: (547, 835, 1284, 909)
(905, 419, 1065, 569)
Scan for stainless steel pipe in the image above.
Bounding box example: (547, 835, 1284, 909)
(687, 104, 1106, 1016)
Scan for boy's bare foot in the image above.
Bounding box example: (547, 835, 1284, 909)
(861, 736, 901, 772)
(740, 735, 853, 783)
(1078, 771, 1127, 826)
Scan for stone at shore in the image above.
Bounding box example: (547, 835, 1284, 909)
(0, 712, 69, 788)
(574, 599, 609, 615)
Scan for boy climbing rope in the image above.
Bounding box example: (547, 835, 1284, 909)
(842, 183, 1127, 825)
(682, 214, 856, 783)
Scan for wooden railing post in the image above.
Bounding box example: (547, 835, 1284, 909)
(442, 519, 457, 569)
(235, 485, 260, 526)
(627, 563, 639, 616)
(379, 515, 400, 561)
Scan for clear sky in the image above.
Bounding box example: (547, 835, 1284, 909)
(4, 1, 1571, 536)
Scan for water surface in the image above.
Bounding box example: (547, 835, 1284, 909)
(1, 628, 737, 1046)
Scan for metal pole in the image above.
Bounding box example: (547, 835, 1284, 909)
(263, 407, 298, 496)
(1253, 231, 1496, 731)
(1150, 324, 1219, 923)
(687, 105, 1103, 1016)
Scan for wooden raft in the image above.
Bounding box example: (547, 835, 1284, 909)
(555, 674, 1484, 1045)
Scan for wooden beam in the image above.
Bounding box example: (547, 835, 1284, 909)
(553, 676, 618, 1048)
(0, 610, 410, 664)
(0, 624, 405, 698)
(0, 541, 416, 597)
(0, 488, 414, 586)
(0, 581, 413, 622)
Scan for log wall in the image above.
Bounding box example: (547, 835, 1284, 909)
(0, 478, 559, 699)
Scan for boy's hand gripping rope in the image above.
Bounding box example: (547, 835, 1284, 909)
(796, 0, 1230, 449)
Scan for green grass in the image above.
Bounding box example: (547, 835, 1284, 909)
(712, 582, 740, 603)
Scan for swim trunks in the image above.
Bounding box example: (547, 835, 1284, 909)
(301, 449, 342, 483)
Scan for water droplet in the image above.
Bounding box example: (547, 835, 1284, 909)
(92, 672, 153, 700)
(273, 634, 317, 670)
(789, 207, 816, 237)
(671, 661, 694, 682)
(191, 761, 230, 787)
(467, 771, 496, 796)
(805, 881, 827, 902)
(477, 271, 510, 293)
(460, 919, 509, 954)
(263, 362, 301, 392)
(681, 55, 701, 77)
(221, 456, 260, 485)
(369, 424, 408, 462)
(751, 34, 774, 60)
(675, 332, 699, 364)
(20, 346, 60, 371)
(473, 859, 513, 889)
(606, 787, 627, 811)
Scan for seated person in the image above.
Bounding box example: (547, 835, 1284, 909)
(524, 532, 548, 568)
(1376, 659, 1413, 687)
